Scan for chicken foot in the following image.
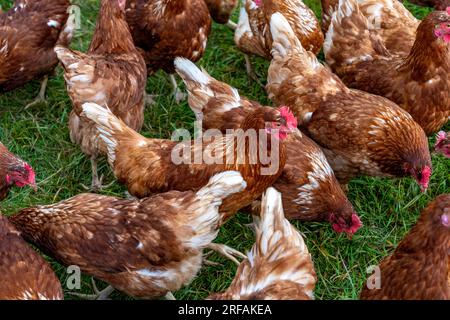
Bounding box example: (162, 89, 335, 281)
(145, 93, 158, 106)
(244, 55, 265, 89)
(24, 76, 48, 109)
(68, 278, 115, 300)
(81, 156, 114, 192)
(205, 243, 246, 266)
(226, 20, 237, 30)
(169, 74, 187, 103)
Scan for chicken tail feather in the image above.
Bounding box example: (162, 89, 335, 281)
(184, 171, 247, 248)
(324, 0, 379, 66)
(81, 102, 144, 167)
(269, 13, 321, 72)
(174, 57, 242, 119)
(54, 46, 82, 70)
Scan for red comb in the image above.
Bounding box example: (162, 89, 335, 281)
(24, 162, 37, 191)
(419, 166, 432, 192)
(278, 106, 298, 129)
(254, 0, 262, 6)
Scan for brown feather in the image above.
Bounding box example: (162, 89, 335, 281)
(0, 215, 62, 300)
(360, 194, 450, 300)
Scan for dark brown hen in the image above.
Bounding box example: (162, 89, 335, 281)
(125, 0, 211, 101)
(10, 171, 246, 299)
(0, 215, 62, 300)
(360, 194, 450, 300)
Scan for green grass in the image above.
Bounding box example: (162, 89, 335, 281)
(0, 0, 448, 300)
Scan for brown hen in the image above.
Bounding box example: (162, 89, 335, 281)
(208, 187, 317, 300)
(0, 215, 63, 300)
(0, 0, 73, 106)
(0, 141, 36, 201)
(82, 101, 296, 222)
(175, 57, 361, 235)
(55, 0, 147, 191)
(125, 0, 211, 102)
(360, 194, 450, 300)
(267, 13, 432, 191)
(9, 171, 246, 299)
(324, 0, 450, 135)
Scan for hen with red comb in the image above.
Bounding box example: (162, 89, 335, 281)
(0, 142, 37, 201)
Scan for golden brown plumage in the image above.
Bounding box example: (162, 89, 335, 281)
(324, 0, 450, 135)
(0, 141, 36, 201)
(55, 0, 147, 190)
(174, 57, 361, 234)
(321, 0, 419, 55)
(9, 171, 246, 299)
(208, 187, 316, 300)
(0, 0, 73, 93)
(82, 101, 296, 221)
(235, 0, 323, 59)
(0, 215, 63, 300)
(267, 12, 432, 190)
(360, 194, 450, 300)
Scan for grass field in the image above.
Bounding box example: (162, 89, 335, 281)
(0, 0, 448, 300)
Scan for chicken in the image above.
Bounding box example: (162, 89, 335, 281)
(9, 171, 246, 299)
(208, 187, 317, 300)
(125, 0, 211, 102)
(360, 194, 450, 300)
(323, 0, 450, 135)
(435, 131, 450, 158)
(55, 0, 147, 191)
(235, 0, 323, 82)
(0, 0, 74, 107)
(321, 0, 420, 56)
(81, 101, 296, 222)
(174, 57, 361, 235)
(0, 215, 63, 300)
(204, 0, 238, 29)
(267, 12, 432, 190)
(0, 141, 36, 201)
(407, 0, 450, 11)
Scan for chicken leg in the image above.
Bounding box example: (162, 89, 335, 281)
(82, 156, 114, 192)
(169, 74, 187, 103)
(24, 76, 48, 109)
(244, 55, 264, 89)
(205, 243, 246, 266)
(68, 278, 115, 300)
(226, 20, 237, 30)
